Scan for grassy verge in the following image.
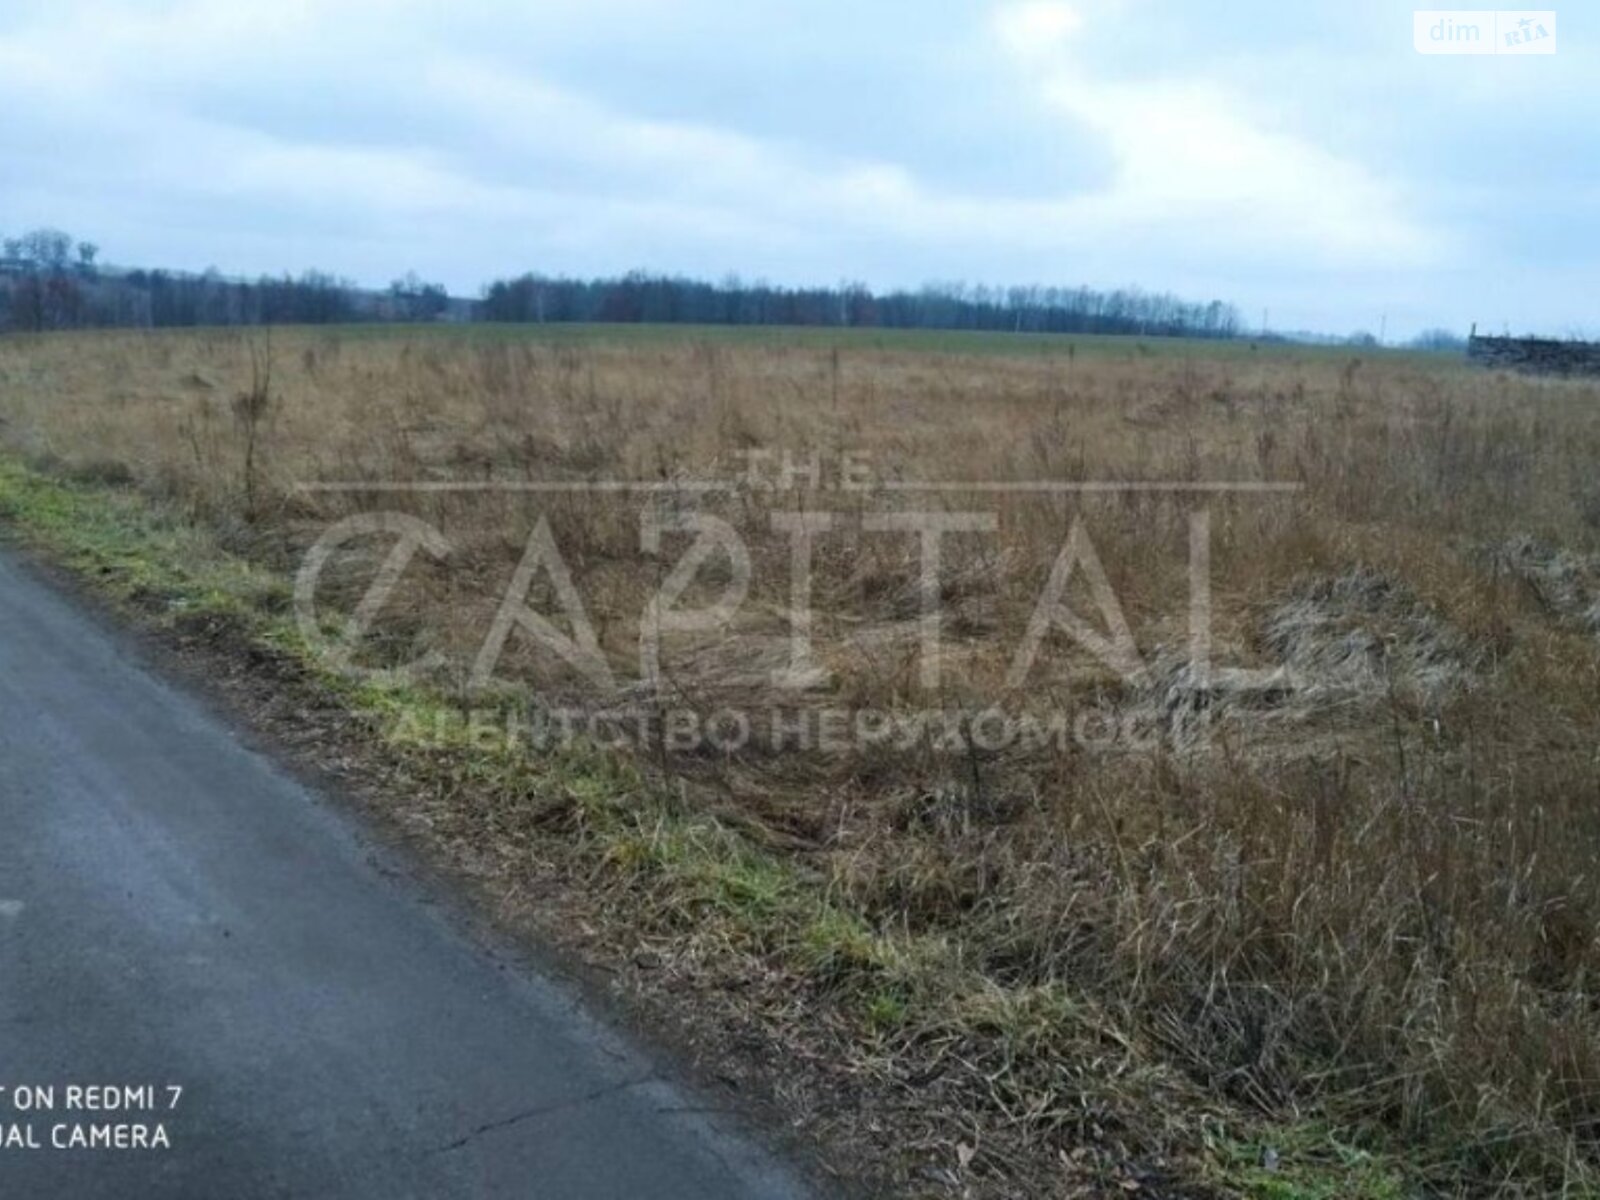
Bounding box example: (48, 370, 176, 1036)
(0, 452, 1423, 1198)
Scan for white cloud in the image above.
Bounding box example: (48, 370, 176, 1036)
(995, 1, 1084, 57)
(989, 1, 1441, 268)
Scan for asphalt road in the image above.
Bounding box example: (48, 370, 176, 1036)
(0, 548, 813, 1199)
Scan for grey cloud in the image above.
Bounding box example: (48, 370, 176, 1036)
(0, 0, 1592, 336)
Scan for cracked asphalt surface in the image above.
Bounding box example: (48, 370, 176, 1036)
(0, 549, 813, 1198)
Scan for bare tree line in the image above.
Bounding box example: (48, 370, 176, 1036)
(1, 227, 1241, 340)
(0, 228, 460, 333)
(479, 271, 1243, 338)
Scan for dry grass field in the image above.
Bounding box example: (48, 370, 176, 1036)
(4, 324, 1600, 1195)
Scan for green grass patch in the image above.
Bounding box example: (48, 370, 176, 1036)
(1202, 1120, 1412, 1200)
(0, 458, 288, 620)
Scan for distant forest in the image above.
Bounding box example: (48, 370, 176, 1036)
(478, 273, 1241, 338)
(0, 225, 1244, 339)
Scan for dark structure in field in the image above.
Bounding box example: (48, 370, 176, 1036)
(1467, 332, 1600, 377)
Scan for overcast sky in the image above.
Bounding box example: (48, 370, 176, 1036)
(0, 0, 1592, 337)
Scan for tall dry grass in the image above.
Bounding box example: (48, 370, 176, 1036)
(4, 326, 1600, 1191)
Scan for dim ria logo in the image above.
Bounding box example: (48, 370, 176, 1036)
(1414, 10, 1556, 54)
